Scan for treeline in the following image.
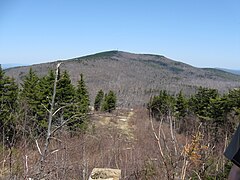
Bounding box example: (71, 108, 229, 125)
(0, 65, 117, 144)
(148, 87, 240, 144)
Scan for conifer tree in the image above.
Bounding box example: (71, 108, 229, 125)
(68, 73, 90, 130)
(55, 70, 75, 124)
(175, 90, 188, 119)
(101, 93, 109, 112)
(0, 65, 19, 142)
(148, 90, 175, 119)
(101, 90, 117, 112)
(56, 70, 75, 104)
(175, 90, 188, 133)
(94, 89, 104, 111)
(106, 90, 117, 112)
(40, 70, 55, 102)
(189, 87, 218, 118)
(36, 70, 55, 128)
(0, 65, 4, 86)
(76, 73, 90, 114)
(20, 68, 44, 134)
(226, 88, 240, 112)
(20, 68, 40, 115)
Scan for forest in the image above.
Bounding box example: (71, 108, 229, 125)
(1, 63, 240, 179)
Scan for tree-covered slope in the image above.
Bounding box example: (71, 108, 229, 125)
(4, 51, 240, 107)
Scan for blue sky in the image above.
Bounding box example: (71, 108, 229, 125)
(0, 0, 239, 69)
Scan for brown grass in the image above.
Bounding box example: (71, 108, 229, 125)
(0, 108, 228, 179)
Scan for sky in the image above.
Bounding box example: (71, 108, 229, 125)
(0, 0, 239, 69)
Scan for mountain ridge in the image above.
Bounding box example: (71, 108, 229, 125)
(4, 50, 240, 107)
(2, 63, 28, 69)
(216, 68, 240, 75)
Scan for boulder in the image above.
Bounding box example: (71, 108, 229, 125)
(89, 168, 121, 180)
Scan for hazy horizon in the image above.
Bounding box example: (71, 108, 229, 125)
(0, 0, 239, 69)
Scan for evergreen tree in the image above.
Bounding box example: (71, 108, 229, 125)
(20, 68, 45, 134)
(148, 90, 175, 119)
(175, 90, 188, 133)
(68, 73, 90, 130)
(94, 89, 104, 111)
(56, 70, 75, 105)
(20, 68, 57, 134)
(0, 65, 4, 87)
(0, 65, 19, 142)
(224, 88, 240, 131)
(101, 90, 117, 113)
(20, 68, 40, 115)
(209, 97, 226, 120)
(106, 90, 117, 112)
(40, 70, 55, 102)
(189, 87, 219, 118)
(36, 70, 55, 128)
(226, 88, 240, 113)
(101, 93, 109, 112)
(175, 90, 188, 119)
(55, 70, 75, 124)
(76, 73, 90, 114)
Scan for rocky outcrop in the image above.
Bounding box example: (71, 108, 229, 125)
(89, 168, 121, 180)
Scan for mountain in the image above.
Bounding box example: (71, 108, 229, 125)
(217, 68, 240, 75)
(2, 63, 27, 69)
(4, 50, 240, 107)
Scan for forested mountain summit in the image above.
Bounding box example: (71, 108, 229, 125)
(4, 50, 240, 107)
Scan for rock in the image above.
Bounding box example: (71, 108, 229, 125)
(89, 168, 121, 180)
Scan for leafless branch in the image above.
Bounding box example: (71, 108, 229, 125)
(38, 62, 61, 177)
(52, 105, 67, 117)
(51, 114, 85, 136)
(35, 140, 42, 155)
(41, 103, 50, 113)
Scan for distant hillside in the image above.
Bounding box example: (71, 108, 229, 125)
(4, 51, 240, 107)
(2, 63, 27, 69)
(217, 68, 240, 75)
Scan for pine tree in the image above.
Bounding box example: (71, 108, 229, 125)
(106, 90, 117, 112)
(226, 88, 240, 112)
(175, 90, 188, 119)
(0, 65, 4, 87)
(175, 90, 188, 133)
(76, 73, 90, 114)
(20, 68, 40, 115)
(56, 70, 75, 105)
(36, 70, 55, 128)
(101, 90, 117, 113)
(148, 90, 175, 119)
(101, 93, 109, 112)
(189, 87, 219, 118)
(40, 70, 55, 103)
(20, 68, 47, 134)
(0, 65, 19, 142)
(68, 73, 90, 131)
(94, 89, 104, 111)
(55, 70, 75, 124)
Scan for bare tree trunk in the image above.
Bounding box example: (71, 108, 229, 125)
(168, 112, 177, 156)
(38, 63, 61, 178)
(149, 110, 171, 180)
